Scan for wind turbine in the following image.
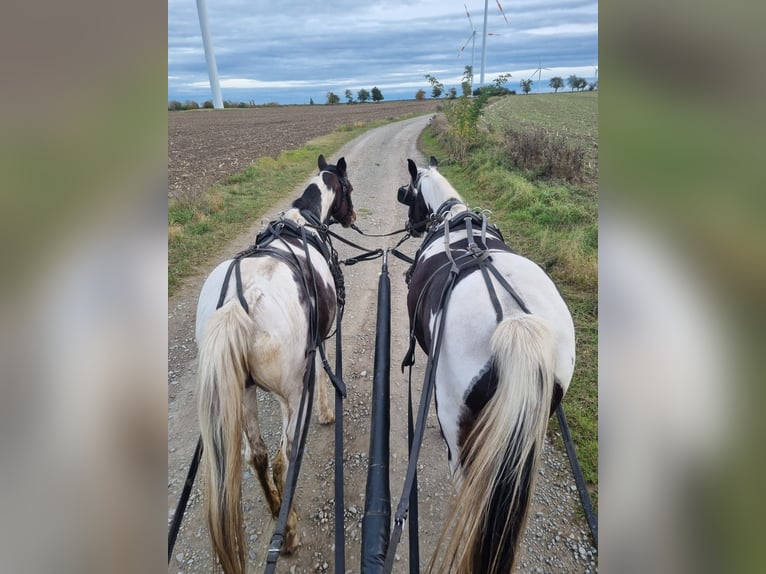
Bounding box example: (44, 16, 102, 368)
(458, 3, 477, 93)
(478, 0, 510, 86)
(195, 0, 223, 108)
(527, 58, 551, 93)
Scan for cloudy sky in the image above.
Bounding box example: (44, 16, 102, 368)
(168, 0, 598, 104)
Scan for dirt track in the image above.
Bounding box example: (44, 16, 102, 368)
(168, 109, 597, 573)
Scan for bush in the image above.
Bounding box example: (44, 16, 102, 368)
(415, 89, 426, 101)
(438, 90, 490, 159)
(501, 127, 585, 183)
(202, 100, 214, 109)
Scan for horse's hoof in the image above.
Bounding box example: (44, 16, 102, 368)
(282, 531, 299, 555)
(318, 411, 335, 425)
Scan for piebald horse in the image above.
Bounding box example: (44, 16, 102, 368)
(397, 157, 576, 573)
(195, 155, 355, 574)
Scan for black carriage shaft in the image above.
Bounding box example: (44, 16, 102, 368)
(361, 252, 392, 572)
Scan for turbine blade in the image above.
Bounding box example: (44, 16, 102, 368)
(496, 0, 509, 24)
(465, 3, 475, 30)
(458, 32, 474, 58)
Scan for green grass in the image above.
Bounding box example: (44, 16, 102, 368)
(168, 112, 435, 295)
(420, 92, 598, 509)
(483, 92, 598, 185)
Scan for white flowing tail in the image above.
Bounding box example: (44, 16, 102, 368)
(197, 301, 252, 574)
(432, 314, 557, 573)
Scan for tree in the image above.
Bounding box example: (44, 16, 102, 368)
(415, 89, 426, 101)
(493, 73, 512, 89)
(520, 79, 533, 95)
(567, 74, 579, 92)
(168, 100, 182, 111)
(326, 91, 340, 105)
(309, 97, 315, 105)
(576, 77, 588, 91)
(344, 89, 354, 104)
(461, 65, 474, 97)
(588, 81, 598, 91)
(425, 74, 444, 98)
(447, 87, 458, 99)
(549, 76, 564, 93)
(371, 86, 384, 102)
(357, 88, 370, 103)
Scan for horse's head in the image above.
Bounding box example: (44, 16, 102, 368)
(318, 154, 356, 227)
(397, 156, 439, 237)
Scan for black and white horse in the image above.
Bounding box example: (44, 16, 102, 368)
(397, 157, 576, 573)
(195, 155, 355, 574)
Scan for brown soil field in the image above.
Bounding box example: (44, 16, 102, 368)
(168, 100, 441, 200)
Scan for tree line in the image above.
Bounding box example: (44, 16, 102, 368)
(520, 74, 597, 95)
(325, 86, 385, 105)
(169, 70, 597, 111)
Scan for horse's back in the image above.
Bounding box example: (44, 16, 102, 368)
(196, 259, 237, 345)
(447, 249, 575, 384)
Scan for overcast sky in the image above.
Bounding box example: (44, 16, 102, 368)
(168, 0, 598, 104)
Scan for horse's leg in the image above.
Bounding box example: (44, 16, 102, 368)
(315, 353, 335, 424)
(272, 395, 301, 555)
(242, 387, 281, 517)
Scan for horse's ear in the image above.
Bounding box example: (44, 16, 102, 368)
(337, 157, 346, 175)
(318, 154, 328, 171)
(429, 156, 439, 168)
(407, 158, 418, 182)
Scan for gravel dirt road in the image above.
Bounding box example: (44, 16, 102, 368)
(168, 114, 597, 573)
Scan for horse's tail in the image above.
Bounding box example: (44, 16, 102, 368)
(197, 300, 252, 574)
(434, 314, 556, 574)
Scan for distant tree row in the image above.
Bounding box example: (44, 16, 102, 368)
(168, 99, 271, 111)
(170, 70, 596, 111)
(549, 75, 597, 93)
(326, 87, 385, 105)
(420, 69, 515, 100)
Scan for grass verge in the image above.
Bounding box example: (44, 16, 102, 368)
(418, 100, 598, 509)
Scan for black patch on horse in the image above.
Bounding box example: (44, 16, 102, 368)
(550, 377, 564, 417)
(457, 360, 498, 451)
(292, 183, 323, 223)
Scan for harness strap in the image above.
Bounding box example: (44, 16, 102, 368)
(486, 263, 531, 314)
(331, 310, 347, 573)
(350, 223, 410, 238)
(216, 257, 250, 313)
(384, 267, 458, 573)
(234, 258, 249, 313)
(167, 436, 203, 563)
(265, 350, 317, 572)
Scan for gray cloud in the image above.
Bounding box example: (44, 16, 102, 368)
(169, 0, 597, 102)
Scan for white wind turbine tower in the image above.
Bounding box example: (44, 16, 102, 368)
(195, 0, 223, 108)
(478, 0, 510, 86)
(528, 58, 551, 93)
(458, 4, 477, 93)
